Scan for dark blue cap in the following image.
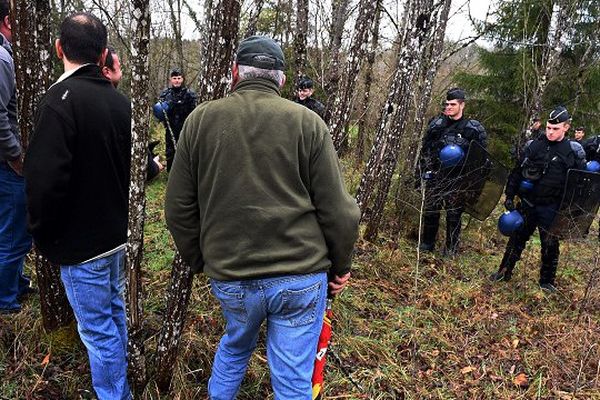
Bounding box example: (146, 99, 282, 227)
(548, 106, 570, 124)
(446, 88, 466, 101)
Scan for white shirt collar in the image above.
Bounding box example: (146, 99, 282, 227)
(51, 63, 96, 88)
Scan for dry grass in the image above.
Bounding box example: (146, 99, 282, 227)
(1, 159, 599, 400)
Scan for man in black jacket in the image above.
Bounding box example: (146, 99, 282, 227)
(293, 76, 325, 120)
(158, 68, 197, 171)
(24, 13, 131, 400)
(417, 88, 487, 255)
(490, 106, 586, 292)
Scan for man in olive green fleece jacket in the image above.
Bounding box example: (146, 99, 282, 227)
(165, 36, 360, 400)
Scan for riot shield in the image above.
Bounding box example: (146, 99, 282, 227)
(549, 169, 600, 239)
(456, 141, 510, 221)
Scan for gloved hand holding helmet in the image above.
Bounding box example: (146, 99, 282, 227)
(152, 101, 170, 121)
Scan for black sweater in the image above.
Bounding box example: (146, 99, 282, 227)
(24, 65, 131, 265)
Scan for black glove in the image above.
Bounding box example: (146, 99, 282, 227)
(504, 197, 515, 211)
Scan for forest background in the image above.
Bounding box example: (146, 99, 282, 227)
(1, 0, 599, 399)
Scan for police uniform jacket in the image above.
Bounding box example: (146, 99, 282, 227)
(159, 86, 197, 134)
(419, 115, 487, 173)
(293, 96, 325, 120)
(582, 135, 600, 162)
(506, 136, 586, 205)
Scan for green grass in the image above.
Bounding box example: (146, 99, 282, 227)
(1, 151, 599, 399)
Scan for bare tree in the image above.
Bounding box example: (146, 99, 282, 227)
(356, 0, 452, 240)
(197, 0, 242, 103)
(355, 0, 382, 163)
(292, 0, 309, 84)
(10, 0, 75, 332)
(328, 0, 379, 151)
(245, 0, 266, 37)
(323, 0, 351, 113)
(167, 0, 185, 67)
(155, 2, 241, 392)
(126, 0, 151, 394)
(405, 0, 452, 172)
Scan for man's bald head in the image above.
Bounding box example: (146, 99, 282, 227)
(59, 12, 107, 64)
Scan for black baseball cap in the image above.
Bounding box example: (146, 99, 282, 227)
(170, 67, 183, 77)
(236, 36, 285, 71)
(297, 76, 314, 90)
(548, 106, 570, 124)
(447, 88, 466, 101)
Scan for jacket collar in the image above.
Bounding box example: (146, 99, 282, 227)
(233, 78, 281, 96)
(50, 64, 106, 89)
(0, 33, 11, 56)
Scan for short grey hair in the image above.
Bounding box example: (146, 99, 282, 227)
(238, 64, 285, 87)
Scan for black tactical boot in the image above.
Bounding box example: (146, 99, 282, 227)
(539, 282, 558, 293)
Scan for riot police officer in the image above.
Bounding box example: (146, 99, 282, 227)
(417, 88, 487, 255)
(490, 106, 586, 292)
(158, 68, 197, 171)
(582, 132, 600, 162)
(293, 76, 325, 120)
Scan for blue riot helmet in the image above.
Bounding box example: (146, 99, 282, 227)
(498, 210, 524, 236)
(586, 160, 600, 173)
(439, 144, 464, 168)
(152, 102, 169, 121)
(519, 179, 534, 192)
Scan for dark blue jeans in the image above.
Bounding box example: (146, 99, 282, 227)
(0, 163, 32, 311)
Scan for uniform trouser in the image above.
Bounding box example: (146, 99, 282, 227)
(499, 204, 560, 284)
(164, 124, 182, 172)
(422, 184, 464, 252)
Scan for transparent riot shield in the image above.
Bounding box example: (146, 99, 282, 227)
(456, 141, 510, 221)
(549, 169, 600, 239)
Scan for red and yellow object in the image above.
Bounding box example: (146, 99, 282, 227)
(312, 299, 334, 400)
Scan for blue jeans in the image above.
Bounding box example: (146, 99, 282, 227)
(60, 249, 130, 400)
(0, 163, 32, 311)
(208, 272, 328, 400)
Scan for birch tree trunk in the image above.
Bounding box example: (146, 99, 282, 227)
(405, 0, 452, 172)
(355, 0, 382, 164)
(197, 0, 242, 103)
(328, 0, 378, 151)
(126, 0, 151, 394)
(155, 3, 241, 392)
(11, 0, 74, 332)
(323, 0, 350, 117)
(292, 0, 309, 84)
(167, 0, 185, 68)
(355, 0, 449, 240)
(245, 0, 266, 37)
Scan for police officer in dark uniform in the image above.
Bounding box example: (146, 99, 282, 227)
(293, 76, 325, 120)
(490, 106, 586, 292)
(158, 68, 197, 171)
(417, 88, 487, 255)
(581, 132, 600, 162)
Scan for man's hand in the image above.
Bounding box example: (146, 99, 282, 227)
(328, 272, 351, 296)
(8, 156, 24, 176)
(504, 197, 515, 211)
(153, 155, 165, 172)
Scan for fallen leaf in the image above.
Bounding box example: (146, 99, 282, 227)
(514, 372, 529, 388)
(41, 353, 51, 366)
(461, 366, 475, 374)
(491, 312, 498, 320)
(509, 364, 516, 374)
(512, 339, 520, 349)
